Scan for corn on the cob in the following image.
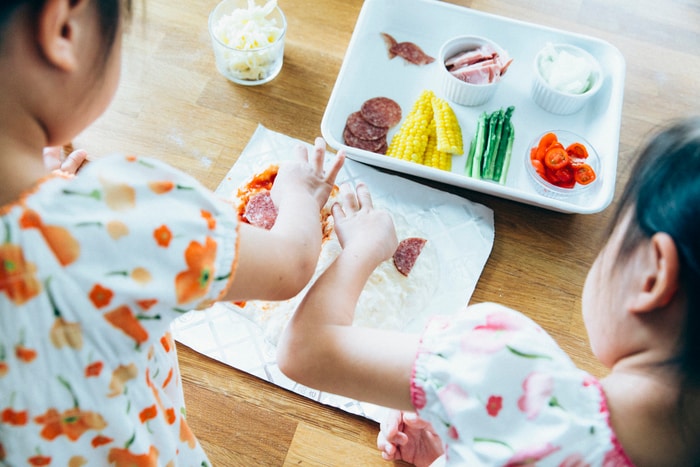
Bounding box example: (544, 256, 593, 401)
(386, 90, 434, 164)
(431, 95, 463, 155)
(386, 89, 462, 172)
(423, 119, 452, 171)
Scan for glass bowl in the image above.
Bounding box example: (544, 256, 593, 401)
(209, 0, 287, 86)
(525, 130, 601, 199)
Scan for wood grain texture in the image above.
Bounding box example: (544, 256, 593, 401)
(74, 0, 700, 464)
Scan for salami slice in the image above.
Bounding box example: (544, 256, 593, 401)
(343, 125, 387, 153)
(392, 237, 428, 276)
(380, 32, 399, 59)
(360, 97, 402, 128)
(346, 111, 388, 140)
(243, 191, 278, 230)
(391, 41, 435, 66)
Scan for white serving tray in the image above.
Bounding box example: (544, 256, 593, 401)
(321, 0, 626, 214)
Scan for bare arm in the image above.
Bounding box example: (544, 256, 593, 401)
(277, 183, 419, 411)
(223, 138, 344, 302)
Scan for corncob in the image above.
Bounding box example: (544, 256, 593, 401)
(431, 95, 463, 155)
(424, 119, 452, 171)
(386, 90, 434, 164)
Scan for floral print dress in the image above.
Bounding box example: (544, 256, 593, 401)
(0, 155, 239, 465)
(412, 303, 635, 467)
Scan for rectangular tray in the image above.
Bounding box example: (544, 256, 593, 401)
(321, 0, 626, 214)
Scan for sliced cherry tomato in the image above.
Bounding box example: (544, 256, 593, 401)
(538, 132, 558, 151)
(548, 165, 575, 188)
(566, 142, 589, 160)
(530, 146, 539, 161)
(534, 132, 558, 162)
(531, 159, 546, 177)
(574, 163, 597, 185)
(544, 146, 569, 170)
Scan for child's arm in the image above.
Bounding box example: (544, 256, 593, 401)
(277, 183, 420, 411)
(223, 138, 344, 302)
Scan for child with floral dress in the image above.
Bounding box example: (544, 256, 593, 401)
(277, 117, 700, 466)
(0, 0, 343, 463)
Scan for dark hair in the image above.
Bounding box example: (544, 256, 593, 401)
(612, 116, 700, 386)
(0, 0, 132, 56)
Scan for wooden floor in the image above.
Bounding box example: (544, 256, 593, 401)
(75, 0, 700, 465)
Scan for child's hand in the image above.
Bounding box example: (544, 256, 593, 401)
(332, 182, 397, 264)
(377, 410, 444, 467)
(271, 137, 344, 212)
(43, 146, 88, 176)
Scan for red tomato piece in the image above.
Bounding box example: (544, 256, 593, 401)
(566, 142, 589, 160)
(574, 163, 597, 185)
(530, 146, 539, 161)
(549, 165, 576, 188)
(534, 132, 558, 162)
(544, 147, 569, 170)
(531, 159, 546, 177)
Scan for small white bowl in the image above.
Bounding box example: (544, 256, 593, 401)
(525, 130, 601, 199)
(531, 43, 603, 115)
(439, 36, 509, 106)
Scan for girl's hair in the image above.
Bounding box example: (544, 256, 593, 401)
(0, 0, 132, 56)
(611, 116, 700, 385)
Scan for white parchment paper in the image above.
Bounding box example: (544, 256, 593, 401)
(172, 125, 495, 422)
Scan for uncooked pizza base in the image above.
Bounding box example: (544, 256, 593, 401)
(234, 201, 437, 345)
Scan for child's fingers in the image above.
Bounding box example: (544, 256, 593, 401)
(324, 149, 345, 184)
(338, 182, 359, 211)
(61, 149, 88, 175)
(294, 143, 308, 162)
(43, 146, 62, 170)
(331, 202, 345, 221)
(355, 183, 373, 210)
(311, 137, 326, 173)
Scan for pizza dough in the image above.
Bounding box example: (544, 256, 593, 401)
(233, 168, 438, 345)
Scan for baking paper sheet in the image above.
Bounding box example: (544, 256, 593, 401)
(172, 125, 494, 422)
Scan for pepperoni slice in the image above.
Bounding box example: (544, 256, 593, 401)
(343, 126, 387, 153)
(392, 237, 428, 276)
(360, 97, 402, 129)
(346, 111, 388, 140)
(243, 191, 278, 230)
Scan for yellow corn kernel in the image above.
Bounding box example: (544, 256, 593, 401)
(431, 95, 463, 155)
(423, 119, 452, 171)
(386, 90, 435, 164)
(424, 119, 439, 167)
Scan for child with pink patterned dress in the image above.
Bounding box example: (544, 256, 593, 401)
(277, 117, 700, 466)
(0, 0, 343, 464)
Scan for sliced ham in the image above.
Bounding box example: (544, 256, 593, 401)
(445, 45, 497, 69)
(445, 46, 512, 84)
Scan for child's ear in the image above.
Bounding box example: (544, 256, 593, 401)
(630, 232, 680, 313)
(36, 0, 89, 72)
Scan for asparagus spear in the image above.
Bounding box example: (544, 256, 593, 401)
(470, 112, 488, 179)
(494, 106, 515, 182)
(498, 121, 515, 184)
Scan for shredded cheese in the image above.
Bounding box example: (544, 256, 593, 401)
(212, 0, 285, 81)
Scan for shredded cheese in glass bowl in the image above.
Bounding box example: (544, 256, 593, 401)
(209, 0, 287, 85)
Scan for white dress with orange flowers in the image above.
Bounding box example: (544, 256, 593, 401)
(0, 155, 238, 465)
(411, 303, 635, 467)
